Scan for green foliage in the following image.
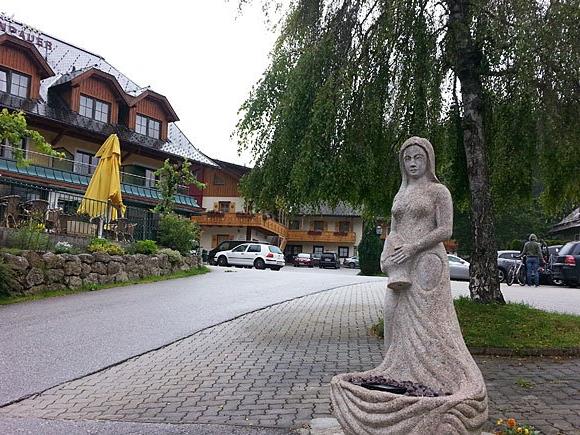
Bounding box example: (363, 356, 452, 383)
(157, 248, 183, 264)
(236, 0, 579, 224)
(0, 109, 64, 164)
(157, 213, 200, 254)
(8, 222, 51, 251)
(86, 238, 125, 255)
(154, 159, 205, 214)
(358, 222, 383, 276)
(129, 239, 158, 255)
(0, 260, 15, 296)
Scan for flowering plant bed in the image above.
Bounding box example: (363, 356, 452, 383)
(494, 417, 539, 434)
(206, 211, 224, 217)
(346, 374, 448, 397)
(307, 230, 322, 235)
(235, 212, 255, 218)
(333, 231, 348, 236)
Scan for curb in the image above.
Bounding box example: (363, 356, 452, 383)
(468, 347, 580, 357)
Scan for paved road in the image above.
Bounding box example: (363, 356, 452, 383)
(1, 264, 577, 409)
(450, 280, 580, 315)
(0, 266, 383, 405)
(3, 283, 578, 435)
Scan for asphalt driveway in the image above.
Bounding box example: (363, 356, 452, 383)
(0, 266, 383, 405)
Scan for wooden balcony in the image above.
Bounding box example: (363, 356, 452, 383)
(286, 229, 356, 244)
(191, 212, 289, 237)
(191, 212, 357, 246)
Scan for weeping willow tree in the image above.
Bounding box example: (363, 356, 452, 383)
(236, 0, 579, 303)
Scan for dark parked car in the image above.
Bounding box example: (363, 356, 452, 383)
(208, 240, 251, 265)
(540, 245, 562, 284)
(293, 253, 314, 267)
(311, 252, 323, 267)
(319, 252, 340, 269)
(552, 241, 580, 287)
(497, 250, 521, 282)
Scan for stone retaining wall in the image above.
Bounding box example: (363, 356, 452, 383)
(1, 251, 200, 295)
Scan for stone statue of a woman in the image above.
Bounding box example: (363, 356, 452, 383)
(330, 137, 488, 434)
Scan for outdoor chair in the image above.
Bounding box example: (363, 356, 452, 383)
(23, 199, 49, 226)
(46, 208, 62, 233)
(0, 195, 22, 228)
(111, 218, 137, 242)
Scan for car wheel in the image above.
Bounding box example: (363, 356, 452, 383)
(498, 268, 506, 283)
(349, 262, 355, 269)
(254, 258, 266, 270)
(308, 265, 313, 268)
(293, 264, 298, 267)
(217, 256, 228, 267)
(271, 266, 281, 271)
(552, 278, 563, 286)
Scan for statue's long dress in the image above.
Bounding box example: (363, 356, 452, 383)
(330, 184, 488, 434)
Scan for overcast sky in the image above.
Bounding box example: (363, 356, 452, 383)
(2, 0, 281, 166)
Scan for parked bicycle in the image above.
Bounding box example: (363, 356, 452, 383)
(506, 255, 526, 286)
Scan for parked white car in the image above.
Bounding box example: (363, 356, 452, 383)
(215, 243, 285, 271)
(447, 254, 470, 280)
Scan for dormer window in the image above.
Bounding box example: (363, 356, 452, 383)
(136, 114, 161, 139)
(0, 69, 30, 98)
(79, 95, 110, 123)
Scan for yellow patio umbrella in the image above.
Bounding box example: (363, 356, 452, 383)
(77, 134, 126, 220)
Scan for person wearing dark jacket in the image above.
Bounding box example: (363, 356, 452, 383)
(521, 234, 543, 286)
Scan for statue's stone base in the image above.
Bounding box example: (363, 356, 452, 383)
(300, 418, 493, 435)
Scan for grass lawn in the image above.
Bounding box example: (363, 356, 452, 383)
(0, 266, 210, 306)
(371, 297, 580, 351)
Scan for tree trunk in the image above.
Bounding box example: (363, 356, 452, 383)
(447, 0, 505, 303)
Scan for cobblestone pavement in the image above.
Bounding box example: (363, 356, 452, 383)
(2, 283, 579, 434)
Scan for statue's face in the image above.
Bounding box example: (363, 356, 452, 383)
(403, 144, 428, 180)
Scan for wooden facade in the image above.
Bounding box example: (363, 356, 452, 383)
(202, 166, 241, 197)
(0, 33, 177, 142)
(77, 76, 121, 124)
(128, 98, 169, 140)
(0, 36, 53, 100)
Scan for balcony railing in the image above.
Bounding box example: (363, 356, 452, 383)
(192, 212, 357, 244)
(286, 229, 356, 244)
(0, 177, 159, 241)
(192, 212, 289, 237)
(0, 145, 197, 208)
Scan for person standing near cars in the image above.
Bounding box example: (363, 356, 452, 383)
(521, 234, 543, 286)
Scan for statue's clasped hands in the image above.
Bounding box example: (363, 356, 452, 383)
(390, 243, 417, 264)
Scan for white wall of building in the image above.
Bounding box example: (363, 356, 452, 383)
(199, 226, 274, 251)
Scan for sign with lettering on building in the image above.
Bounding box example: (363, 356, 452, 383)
(0, 13, 54, 51)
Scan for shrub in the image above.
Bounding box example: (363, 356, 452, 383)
(358, 221, 383, 276)
(130, 239, 158, 255)
(54, 241, 73, 254)
(87, 238, 125, 255)
(158, 248, 183, 264)
(0, 260, 15, 296)
(157, 213, 200, 254)
(8, 222, 51, 251)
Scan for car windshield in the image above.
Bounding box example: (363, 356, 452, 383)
(268, 246, 283, 254)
